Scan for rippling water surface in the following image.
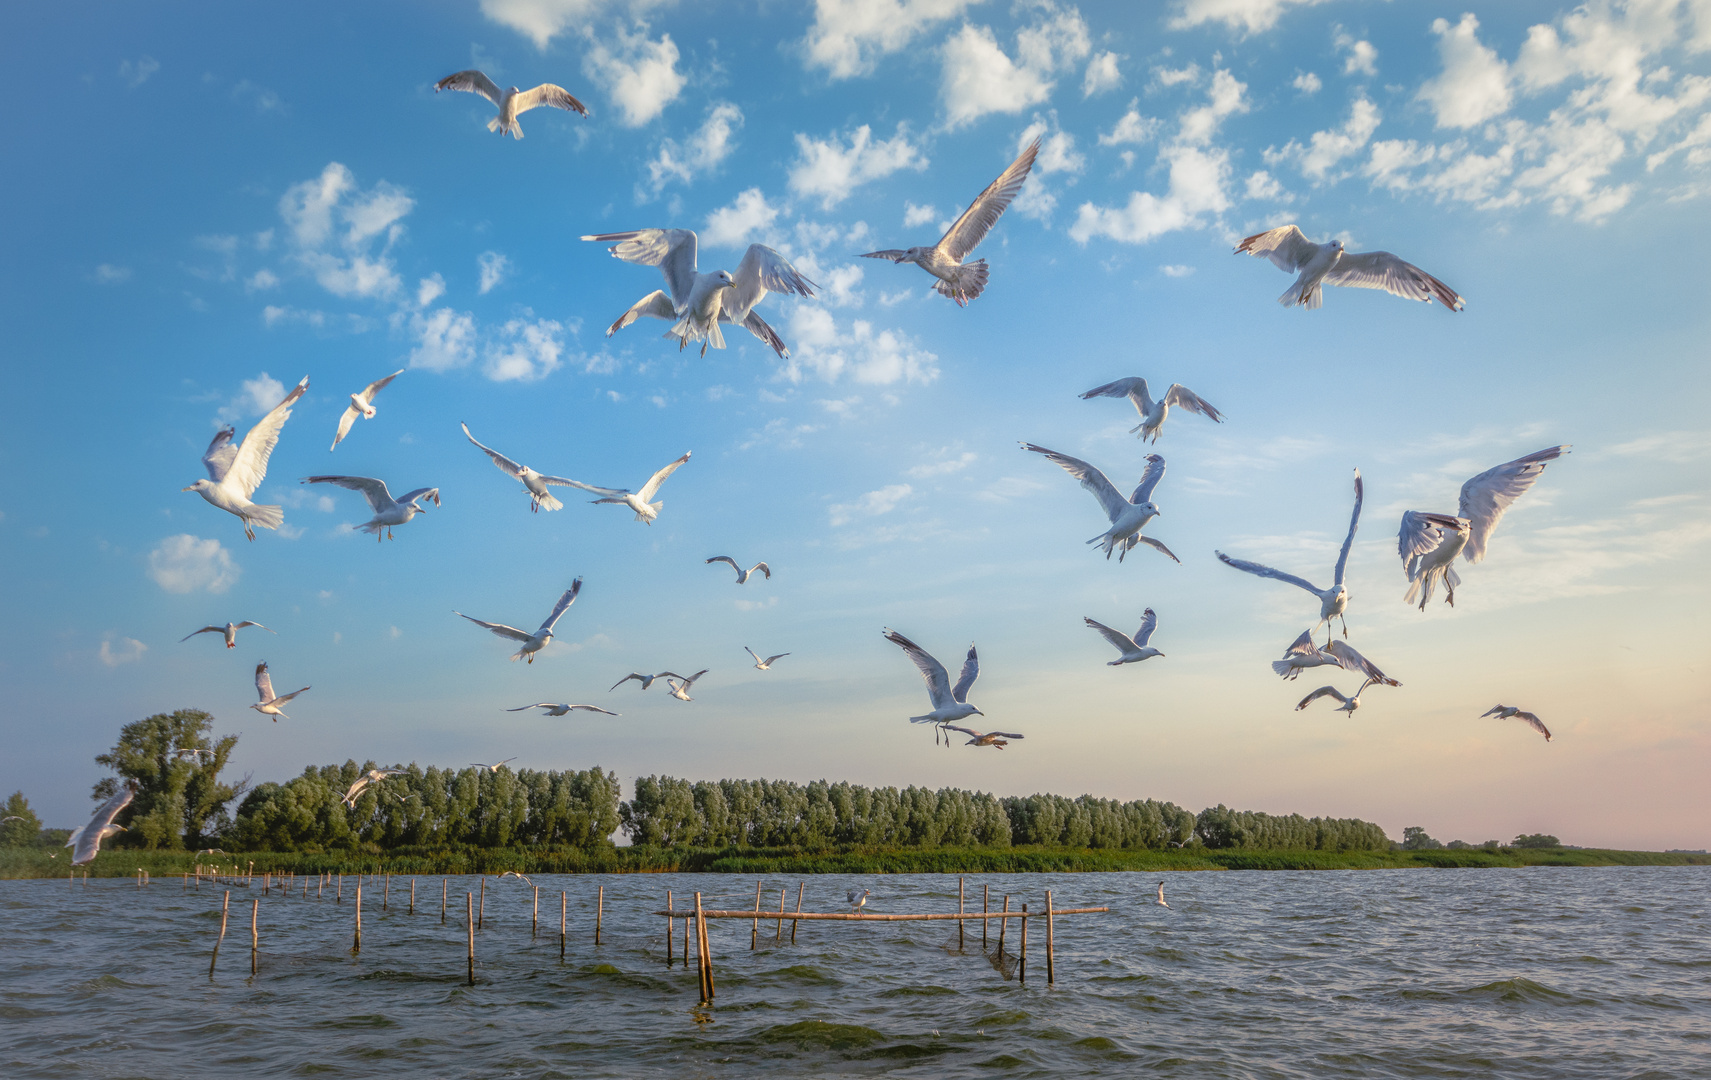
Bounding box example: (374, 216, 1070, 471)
(4, 866, 1708, 1078)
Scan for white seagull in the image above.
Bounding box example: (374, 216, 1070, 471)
(744, 647, 790, 670)
(861, 138, 1039, 306)
(183, 376, 308, 541)
(330, 369, 403, 450)
(434, 69, 588, 138)
(302, 475, 439, 541)
(1085, 609, 1165, 665)
(609, 671, 684, 692)
(1078, 378, 1224, 444)
(665, 670, 708, 701)
(1218, 469, 1363, 643)
(471, 759, 517, 773)
(341, 769, 405, 809)
(942, 723, 1024, 749)
(1296, 678, 1378, 716)
(848, 888, 870, 913)
(590, 452, 690, 525)
(462, 422, 628, 513)
(68, 782, 135, 866)
(1155, 882, 1169, 908)
(1272, 630, 1399, 686)
(1023, 444, 1179, 564)
(1235, 224, 1465, 311)
(251, 661, 310, 721)
(180, 621, 275, 649)
(883, 629, 981, 745)
(455, 579, 582, 663)
(169, 747, 215, 761)
(1398, 446, 1571, 610)
(1482, 704, 1553, 742)
(706, 556, 771, 584)
(506, 703, 619, 717)
(582, 229, 816, 357)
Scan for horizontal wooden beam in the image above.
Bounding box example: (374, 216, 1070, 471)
(654, 907, 1107, 921)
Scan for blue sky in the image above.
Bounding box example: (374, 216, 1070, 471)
(2, 0, 1708, 848)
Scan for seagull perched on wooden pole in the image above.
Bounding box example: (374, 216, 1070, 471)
(1218, 469, 1363, 644)
(1235, 224, 1465, 311)
(455, 579, 582, 663)
(302, 475, 439, 541)
(435, 69, 588, 138)
(180, 621, 274, 649)
(461, 423, 627, 512)
(706, 556, 771, 584)
(330, 370, 403, 450)
(1023, 444, 1178, 563)
(183, 376, 308, 540)
(250, 661, 309, 721)
(1078, 377, 1223, 444)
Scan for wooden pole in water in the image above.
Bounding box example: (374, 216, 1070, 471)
(751, 880, 761, 950)
(998, 894, 1010, 954)
(353, 885, 363, 954)
(532, 886, 539, 938)
(596, 884, 604, 945)
(409, 878, 415, 916)
(791, 882, 804, 945)
(683, 900, 690, 963)
(958, 877, 965, 951)
(1019, 903, 1028, 984)
(560, 891, 567, 962)
(983, 883, 989, 949)
(466, 893, 475, 986)
(440, 878, 447, 924)
(209, 890, 230, 976)
(478, 877, 486, 930)
(384, 874, 390, 912)
(250, 898, 259, 975)
(694, 891, 713, 1004)
(776, 888, 786, 941)
(666, 890, 674, 965)
(337, 873, 342, 904)
(1045, 889, 1055, 986)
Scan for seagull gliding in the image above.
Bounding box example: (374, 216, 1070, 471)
(1078, 377, 1223, 444)
(251, 661, 310, 721)
(1218, 469, 1363, 644)
(1482, 704, 1553, 742)
(180, 621, 275, 649)
(1085, 609, 1165, 665)
(68, 782, 135, 866)
(1023, 444, 1179, 563)
(330, 369, 403, 450)
(590, 452, 690, 525)
(302, 475, 439, 541)
(455, 579, 582, 663)
(1235, 224, 1465, 311)
(461, 422, 628, 512)
(744, 647, 790, 670)
(506, 703, 619, 717)
(706, 556, 771, 584)
(435, 69, 587, 138)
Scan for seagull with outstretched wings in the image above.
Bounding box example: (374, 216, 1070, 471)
(461, 422, 627, 513)
(250, 661, 310, 720)
(1235, 224, 1464, 311)
(455, 579, 582, 663)
(1078, 377, 1223, 444)
(435, 69, 587, 138)
(1218, 469, 1363, 644)
(330, 369, 403, 450)
(302, 475, 439, 541)
(1023, 444, 1179, 564)
(183, 376, 308, 540)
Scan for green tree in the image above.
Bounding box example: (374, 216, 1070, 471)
(1512, 833, 1560, 848)
(92, 709, 245, 850)
(1402, 826, 1443, 850)
(1, 791, 44, 847)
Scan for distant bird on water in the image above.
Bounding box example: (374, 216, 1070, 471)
(456, 579, 581, 663)
(434, 69, 587, 138)
(1078, 377, 1223, 444)
(943, 724, 1024, 749)
(1085, 609, 1165, 665)
(590, 452, 690, 525)
(330, 369, 403, 450)
(68, 782, 135, 866)
(183, 376, 308, 540)
(861, 138, 1039, 306)
(883, 629, 981, 745)
(1219, 469, 1363, 644)
(461, 423, 628, 513)
(665, 670, 709, 701)
(610, 671, 683, 692)
(180, 620, 275, 649)
(1483, 705, 1552, 742)
(744, 647, 790, 670)
(250, 661, 309, 721)
(1023, 444, 1178, 564)
(706, 556, 771, 584)
(302, 475, 439, 541)
(1235, 224, 1465, 311)
(1296, 677, 1378, 716)
(506, 703, 619, 717)
(847, 888, 870, 913)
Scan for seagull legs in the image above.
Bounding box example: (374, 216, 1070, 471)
(243, 520, 257, 542)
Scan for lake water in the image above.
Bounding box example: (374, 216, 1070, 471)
(3, 866, 1707, 1078)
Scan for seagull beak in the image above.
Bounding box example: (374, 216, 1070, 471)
(181, 486, 195, 492)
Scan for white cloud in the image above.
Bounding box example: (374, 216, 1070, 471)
(783, 308, 940, 385)
(1265, 95, 1381, 180)
(261, 305, 326, 328)
(148, 535, 239, 595)
(477, 251, 510, 294)
(1084, 50, 1123, 97)
(99, 636, 148, 667)
(119, 56, 159, 88)
(217, 372, 287, 423)
(829, 483, 913, 526)
(1177, 68, 1249, 145)
(1156, 63, 1200, 88)
(1160, 263, 1195, 277)
(416, 274, 446, 308)
(277, 163, 411, 300)
(1334, 26, 1377, 76)
(1293, 71, 1322, 95)
(903, 201, 939, 226)
(246, 269, 279, 291)
(1418, 14, 1512, 129)
(1168, 0, 1331, 34)
(408, 308, 478, 371)
(789, 123, 927, 209)
(583, 23, 686, 127)
(907, 451, 977, 477)
(802, 0, 981, 80)
(645, 102, 743, 194)
(92, 264, 132, 284)
(939, 3, 1090, 128)
(483, 316, 564, 382)
(232, 80, 284, 113)
(1099, 101, 1161, 146)
(1608, 429, 1711, 463)
(703, 188, 781, 248)
(1014, 114, 1083, 220)
(819, 263, 866, 307)
(1245, 168, 1286, 200)
(476, 0, 664, 49)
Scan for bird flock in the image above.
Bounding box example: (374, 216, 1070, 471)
(77, 59, 1569, 867)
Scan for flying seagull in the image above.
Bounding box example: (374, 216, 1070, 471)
(68, 782, 135, 866)
(665, 670, 708, 701)
(180, 621, 275, 649)
(582, 229, 816, 357)
(1398, 446, 1571, 609)
(744, 646, 790, 670)
(169, 747, 215, 761)
(1078, 378, 1223, 444)
(590, 452, 690, 525)
(302, 475, 439, 541)
(434, 69, 587, 138)
(883, 629, 980, 745)
(1235, 224, 1465, 311)
(461, 422, 628, 513)
(497, 871, 535, 886)
(1482, 704, 1552, 742)
(1296, 678, 1378, 716)
(330, 369, 403, 450)
(609, 671, 684, 692)
(1218, 469, 1363, 644)
(506, 703, 619, 717)
(706, 556, 771, 584)
(251, 661, 310, 721)
(1023, 444, 1178, 563)
(1085, 609, 1165, 665)
(1271, 630, 1399, 686)
(341, 769, 405, 809)
(1155, 882, 1169, 908)
(471, 759, 517, 773)
(183, 376, 308, 540)
(861, 138, 1039, 306)
(455, 579, 582, 663)
(942, 723, 1025, 749)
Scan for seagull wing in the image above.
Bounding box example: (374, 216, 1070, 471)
(1022, 443, 1128, 523)
(744, 645, 762, 663)
(1325, 250, 1465, 310)
(726, 244, 817, 322)
(202, 426, 239, 482)
(636, 452, 691, 502)
(1398, 511, 1467, 572)
(1296, 685, 1349, 710)
(395, 487, 440, 508)
(1281, 629, 1322, 658)
(1161, 384, 1223, 423)
(764, 653, 790, 666)
(1217, 551, 1324, 596)
(273, 686, 308, 706)
(751, 562, 772, 579)
(1235, 224, 1319, 272)
(456, 612, 532, 642)
(1457, 445, 1570, 563)
(610, 673, 645, 691)
(331, 404, 363, 450)
(180, 626, 224, 642)
(1334, 470, 1364, 587)
(681, 669, 708, 688)
(538, 475, 629, 496)
(884, 629, 955, 711)
(255, 662, 276, 702)
(513, 83, 588, 117)
(1514, 711, 1553, 741)
(507, 703, 561, 712)
(935, 138, 1039, 262)
(1134, 607, 1159, 647)
(303, 474, 394, 512)
(1480, 704, 1506, 718)
(1323, 640, 1398, 686)
(74, 782, 135, 865)
(461, 422, 524, 479)
(726, 308, 790, 358)
(1084, 617, 1137, 654)
(858, 250, 912, 263)
(567, 705, 619, 715)
(608, 290, 679, 336)
(940, 724, 981, 740)
(986, 732, 1025, 740)
(581, 229, 699, 309)
(951, 645, 978, 704)
(225, 377, 308, 498)
(1079, 377, 1153, 416)
(708, 556, 740, 574)
(1130, 454, 1166, 504)
(358, 369, 403, 406)
(1135, 535, 1181, 563)
(435, 69, 504, 107)
(536, 578, 583, 635)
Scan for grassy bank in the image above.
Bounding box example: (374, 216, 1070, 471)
(3, 844, 1705, 879)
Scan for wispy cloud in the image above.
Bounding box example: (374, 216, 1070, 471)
(147, 535, 239, 594)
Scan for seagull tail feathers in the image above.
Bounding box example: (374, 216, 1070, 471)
(537, 492, 564, 512)
(933, 260, 988, 304)
(1271, 659, 1297, 677)
(247, 504, 284, 531)
(487, 116, 503, 134)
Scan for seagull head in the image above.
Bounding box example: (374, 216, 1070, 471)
(715, 270, 736, 290)
(182, 479, 213, 493)
(1140, 500, 1160, 517)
